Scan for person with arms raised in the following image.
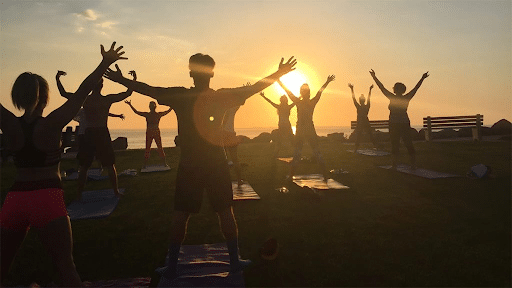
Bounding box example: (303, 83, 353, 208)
(369, 69, 429, 169)
(278, 75, 335, 181)
(104, 54, 296, 282)
(0, 42, 126, 286)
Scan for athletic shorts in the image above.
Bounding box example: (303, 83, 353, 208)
(78, 127, 115, 167)
(174, 163, 233, 213)
(1, 183, 67, 232)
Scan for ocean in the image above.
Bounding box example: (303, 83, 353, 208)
(110, 126, 354, 150)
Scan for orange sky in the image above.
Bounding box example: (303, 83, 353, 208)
(1, 1, 510, 130)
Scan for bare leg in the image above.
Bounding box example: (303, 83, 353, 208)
(217, 207, 251, 272)
(163, 211, 190, 279)
(106, 164, 121, 197)
(154, 134, 168, 167)
(1, 228, 28, 280)
(77, 165, 90, 201)
(37, 216, 82, 287)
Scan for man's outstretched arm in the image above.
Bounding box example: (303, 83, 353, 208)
(277, 80, 300, 104)
(349, 83, 359, 108)
(104, 65, 169, 100)
(124, 100, 145, 117)
(159, 106, 173, 116)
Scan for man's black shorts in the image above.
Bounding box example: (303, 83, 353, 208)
(174, 162, 233, 213)
(78, 127, 115, 167)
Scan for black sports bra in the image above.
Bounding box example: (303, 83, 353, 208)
(14, 117, 62, 168)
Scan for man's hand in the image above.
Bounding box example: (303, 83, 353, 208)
(100, 42, 127, 65)
(422, 72, 430, 79)
(326, 75, 335, 83)
(124, 100, 131, 105)
(104, 64, 125, 83)
(369, 69, 376, 78)
(128, 70, 137, 81)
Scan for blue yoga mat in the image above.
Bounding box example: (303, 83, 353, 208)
(156, 243, 245, 287)
(67, 188, 123, 220)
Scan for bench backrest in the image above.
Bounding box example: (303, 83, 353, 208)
(351, 120, 389, 130)
(423, 115, 483, 130)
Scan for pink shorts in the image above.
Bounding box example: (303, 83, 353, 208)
(0, 188, 68, 232)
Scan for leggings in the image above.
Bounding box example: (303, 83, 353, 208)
(389, 122, 415, 156)
(145, 129, 166, 160)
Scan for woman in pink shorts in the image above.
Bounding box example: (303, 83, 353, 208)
(0, 42, 126, 286)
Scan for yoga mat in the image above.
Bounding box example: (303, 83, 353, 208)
(292, 174, 349, 190)
(64, 168, 109, 181)
(232, 182, 260, 200)
(67, 188, 123, 220)
(83, 277, 150, 287)
(277, 157, 293, 163)
(379, 165, 461, 179)
(156, 243, 245, 287)
(348, 149, 390, 156)
(141, 165, 172, 173)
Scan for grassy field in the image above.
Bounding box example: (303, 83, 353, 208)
(1, 139, 510, 287)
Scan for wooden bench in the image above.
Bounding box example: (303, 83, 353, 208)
(62, 126, 79, 148)
(423, 114, 483, 141)
(351, 120, 389, 131)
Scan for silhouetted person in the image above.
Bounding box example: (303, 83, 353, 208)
(75, 71, 136, 201)
(278, 75, 335, 180)
(370, 69, 429, 169)
(104, 53, 296, 281)
(349, 83, 379, 151)
(125, 100, 172, 168)
(260, 91, 295, 157)
(0, 42, 126, 286)
(57, 71, 124, 169)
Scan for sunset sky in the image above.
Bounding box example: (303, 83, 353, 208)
(1, 0, 510, 131)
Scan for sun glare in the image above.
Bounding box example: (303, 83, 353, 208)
(274, 70, 309, 97)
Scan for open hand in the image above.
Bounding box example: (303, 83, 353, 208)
(104, 64, 124, 83)
(370, 84, 374, 90)
(100, 42, 127, 64)
(260, 92, 265, 97)
(124, 100, 131, 105)
(56, 70, 67, 77)
(326, 75, 335, 83)
(128, 70, 137, 81)
(120, 114, 125, 120)
(422, 71, 430, 79)
(278, 56, 297, 75)
(369, 69, 376, 77)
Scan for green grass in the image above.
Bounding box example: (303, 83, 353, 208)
(1, 139, 510, 287)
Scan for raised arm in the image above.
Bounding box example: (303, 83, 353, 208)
(349, 83, 359, 108)
(55, 70, 73, 99)
(45, 42, 127, 129)
(124, 100, 145, 117)
(108, 113, 125, 120)
(277, 80, 299, 104)
(367, 84, 373, 107)
(312, 75, 335, 104)
(107, 70, 137, 103)
(369, 69, 393, 98)
(260, 92, 279, 109)
(104, 65, 170, 99)
(159, 106, 173, 116)
(405, 72, 429, 99)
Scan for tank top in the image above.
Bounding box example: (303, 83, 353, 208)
(14, 117, 62, 168)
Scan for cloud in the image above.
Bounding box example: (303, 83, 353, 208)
(78, 9, 98, 21)
(96, 21, 117, 29)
